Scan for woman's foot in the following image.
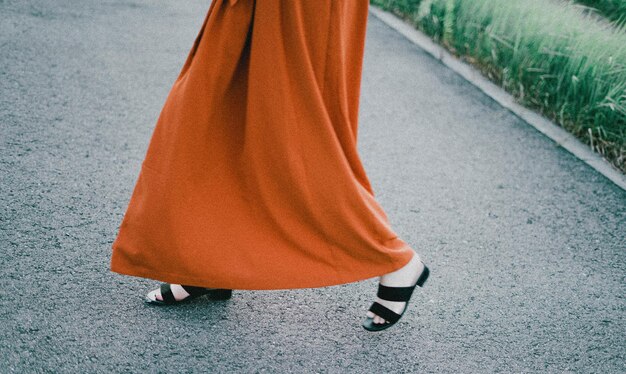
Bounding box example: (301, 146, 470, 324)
(145, 284, 233, 305)
(366, 251, 425, 325)
(146, 283, 195, 302)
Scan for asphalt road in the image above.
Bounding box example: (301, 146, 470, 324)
(1, 1, 625, 373)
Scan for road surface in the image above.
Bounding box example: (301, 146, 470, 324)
(1, 1, 624, 372)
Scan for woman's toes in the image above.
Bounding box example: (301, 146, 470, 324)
(146, 289, 159, 301)
(366, 311, 375, 318)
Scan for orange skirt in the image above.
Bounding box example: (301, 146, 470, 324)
(109, 0, 415, 290)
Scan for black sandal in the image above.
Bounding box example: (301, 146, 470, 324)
(144, 283, 233, 305)
(362, 262, 429, 332)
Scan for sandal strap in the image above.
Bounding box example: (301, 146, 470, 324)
(377, 284, 416, 302)
(368, 302, 401, 324)
(180, 284, 210, 297)
(159, 283, 176, 304)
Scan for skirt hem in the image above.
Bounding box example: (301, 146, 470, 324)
(109, 247, 415, 291)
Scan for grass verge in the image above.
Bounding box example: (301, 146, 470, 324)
(575, 0, 626, 27)
(371, 0, 626, 173)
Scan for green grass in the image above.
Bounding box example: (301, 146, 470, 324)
(575, 0, 626, 26)
(372, 0, 626, 173)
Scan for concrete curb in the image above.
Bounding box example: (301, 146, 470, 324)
(369, 5, 626, 191)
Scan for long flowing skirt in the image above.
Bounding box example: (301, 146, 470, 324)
(109, 0, 415, 290)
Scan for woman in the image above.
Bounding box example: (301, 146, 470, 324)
(109, 0, 429, 332)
